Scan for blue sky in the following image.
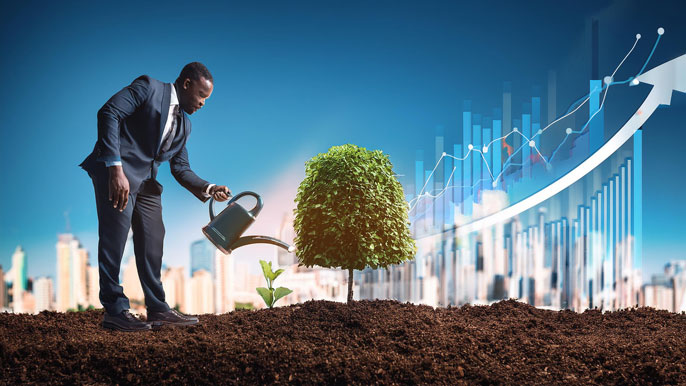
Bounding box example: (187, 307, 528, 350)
(1, 0, 684, 282)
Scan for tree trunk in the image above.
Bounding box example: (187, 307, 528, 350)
(347, 268, 354, 304)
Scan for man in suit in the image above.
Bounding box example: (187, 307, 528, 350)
(80, 62, 230, 332)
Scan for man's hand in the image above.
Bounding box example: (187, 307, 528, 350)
(108, 165, 130, 212)
(209, 185, 231, 202)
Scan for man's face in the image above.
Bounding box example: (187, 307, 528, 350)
(179, 76, 213, 115)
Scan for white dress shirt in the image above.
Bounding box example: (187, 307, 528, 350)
(161, 83, 180, 143)
(104, 83, 215, 196)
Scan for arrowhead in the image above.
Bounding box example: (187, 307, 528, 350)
(636, 54, 686, 105)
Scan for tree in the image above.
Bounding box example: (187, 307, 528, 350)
(293, 144, 417, 303)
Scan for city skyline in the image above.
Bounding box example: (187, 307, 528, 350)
(2, 227, 684, 314)
(1, 1, 685, 294)
(0, 227, 352, 315)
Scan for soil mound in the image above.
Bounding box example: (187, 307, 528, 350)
(1, 299, 685, 385)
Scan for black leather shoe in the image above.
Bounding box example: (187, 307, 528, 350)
(102, 310, 152, 332)
(146, 309, 199, 326)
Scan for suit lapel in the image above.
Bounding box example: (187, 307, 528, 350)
(182, 111, 190, 141)
(156, 83, 171, 155)
(161, 107, 190, 157)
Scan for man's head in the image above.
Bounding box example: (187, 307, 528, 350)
(175, 62, 213, 115)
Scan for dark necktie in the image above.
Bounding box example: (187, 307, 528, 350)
(161, 105, 181, 153)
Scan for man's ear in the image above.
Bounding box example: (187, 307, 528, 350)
(183, 78, 192, 90)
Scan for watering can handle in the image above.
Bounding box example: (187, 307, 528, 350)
(208, 191, 263, 220)
(208, 194, 232, 221)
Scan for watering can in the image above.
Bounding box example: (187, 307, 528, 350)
(202, 191, 295, 255)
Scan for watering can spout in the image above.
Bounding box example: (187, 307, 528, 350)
(230, 235, 295, 253)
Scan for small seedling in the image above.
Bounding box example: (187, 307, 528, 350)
(256, 260, 293, 308)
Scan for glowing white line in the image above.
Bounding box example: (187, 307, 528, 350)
(531, 90, 593, 140)
(427, 167, 457, 199)
(411, 153, 446, 209)
(581, 36, 640, 137)
(493, 130, 546, 182)
(477, 150, 495, 180)
(409, 166, 455, 212)
(410, 179, 492, 215)
(531, 144, 548, 164)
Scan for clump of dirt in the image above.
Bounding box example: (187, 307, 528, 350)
(1, 299, 685, 385)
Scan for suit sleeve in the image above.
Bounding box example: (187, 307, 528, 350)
(95, 75, 151, 163)
(170, 144, 212, 202)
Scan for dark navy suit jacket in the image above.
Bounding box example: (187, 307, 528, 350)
(80, 75, 210, 202)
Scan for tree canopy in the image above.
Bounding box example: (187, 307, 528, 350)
(293, 144, 416, 272)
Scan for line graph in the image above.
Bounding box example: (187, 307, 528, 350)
(408, 29, 665, 215)
(546, 30, 663, 163)
(456, 50, 684, 235)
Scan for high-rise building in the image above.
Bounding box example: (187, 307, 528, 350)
(232, 261, 265, 308)
(274, 263, 347, 306)
(642, 261, 686, 313)
(87, 265, 101, 308)
(191, 239, 214, 277)
(5, 265, 15, 310)
(56, 235, 71, 312)
(188, 269, 213, 315)
(121, 253, 144, 306)
(22, 290, 35, 315)
(0, 265, 6, 309)
(162, 266, 186, 312)
(34, 277, 54, 312)
(11, 246, 28, 313)
(56, 234, 90, 312)
(75, 247, 89, 307)
(276, 212, 297, 267)
(643, 283, 674, 312)
(214, 249, 234, 314)
(666, 261, 686, 313)
(119, 230, 135, 283)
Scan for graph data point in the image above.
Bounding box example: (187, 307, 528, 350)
(631, 78, 640, 86)
(566, 128, 572, 134)
(442, 152, 446, 156)
(537, 129, 542, 135)
(657, 27, 664, 35)
(604, 76, 613, 85)
(482, 146, 488, 153)
(468, 144, 473, 150)
(529, 140, 535, 147)
(513, 127, 518, 132)
(492, 181, 497, 188)
(636, 34, 641, 39)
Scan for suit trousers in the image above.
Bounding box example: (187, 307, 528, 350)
(89, 166, 171, 316)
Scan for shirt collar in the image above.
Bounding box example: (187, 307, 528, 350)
(171, 83, 179, 106)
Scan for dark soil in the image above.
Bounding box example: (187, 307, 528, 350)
(1, 299, 685, 385)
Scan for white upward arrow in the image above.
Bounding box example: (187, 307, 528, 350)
(636, 53, 686, 105)
(450, 54, 686, 237)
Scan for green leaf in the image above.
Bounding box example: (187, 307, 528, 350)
(256, 287, 274, 308)
(259, 260, 273, 281)
(272, 268, 285, 281)
(273, 287, 293, 305)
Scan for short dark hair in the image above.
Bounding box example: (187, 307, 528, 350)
(177, 62, 213, 84)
